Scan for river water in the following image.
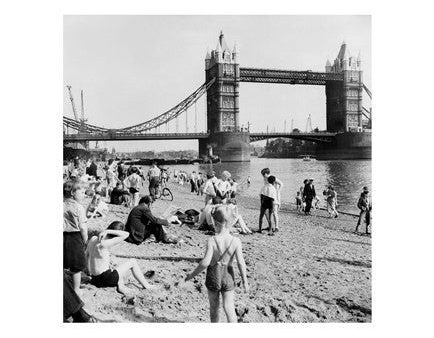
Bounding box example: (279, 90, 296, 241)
(162, 157, 371, 214)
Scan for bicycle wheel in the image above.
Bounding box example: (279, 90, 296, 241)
(161, 187, 173, 201)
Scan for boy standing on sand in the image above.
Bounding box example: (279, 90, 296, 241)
(63, 181, 88, 294)
(185, 205, 249, 323)
(296, 191, 302, 212)
(258, 170, 277, 235)
(258, 168, 282, 234)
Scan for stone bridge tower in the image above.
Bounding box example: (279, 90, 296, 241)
(325, 42, 363, 132)
(200, 31, 250, 162)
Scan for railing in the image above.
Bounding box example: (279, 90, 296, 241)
(240, 67, 343, 85)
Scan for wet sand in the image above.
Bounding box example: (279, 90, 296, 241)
(81, 181, 371, 323)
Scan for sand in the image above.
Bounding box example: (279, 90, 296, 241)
(80, 181, 371, 323)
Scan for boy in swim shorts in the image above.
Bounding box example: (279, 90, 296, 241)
(185, 205, 249, 322)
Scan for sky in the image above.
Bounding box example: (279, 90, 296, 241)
(64, 15, 371, 152)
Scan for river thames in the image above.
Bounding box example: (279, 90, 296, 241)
(165, 157, 371, 214)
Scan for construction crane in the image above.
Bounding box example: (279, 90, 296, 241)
(80, 89, 87, 123)
(66, 85, 79, 121)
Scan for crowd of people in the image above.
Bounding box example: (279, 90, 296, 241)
(63, 156, 372, 322)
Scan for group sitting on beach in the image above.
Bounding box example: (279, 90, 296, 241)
(63, 156, 371, 323)
(63, 173, 249, 322)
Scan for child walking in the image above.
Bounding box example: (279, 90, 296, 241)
(185, 205, 249, 323)
(63, 181, 88, 294)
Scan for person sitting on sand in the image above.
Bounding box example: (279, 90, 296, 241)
(197, 197, 252, 235)
(64, 181, 88, 294)
(185, 205, 249, 323)
(110, 182, 130, 206)
(125, 195, 180, 244)
(213, 171, 232, 203)
(203, 171, 218, 205)
(86, 193, 109, 218)
(86, 221, 159, 295)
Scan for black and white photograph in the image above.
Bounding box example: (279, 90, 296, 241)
(62, 15, 372, 323)
(2, 0, 433, 336)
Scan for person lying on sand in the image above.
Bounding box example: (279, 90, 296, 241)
(185, 205, 249, 323)
(86, 221, 160, 296)
(86, 193, 109, 218)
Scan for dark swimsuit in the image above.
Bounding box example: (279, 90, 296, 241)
(205, 237, 236, 292)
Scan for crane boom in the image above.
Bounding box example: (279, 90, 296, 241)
(66, 85, 79, 121)
(80, 89, 86, 123)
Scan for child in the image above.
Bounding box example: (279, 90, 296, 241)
(185, 205, 249, 322)
(64, 181, 88, 294)
(86, 221, 159, 295)
(258, 168, 278, 235)
(296, 191, 302, 212)
(269, 175, 282, 232)
(324, 186, 339, 218)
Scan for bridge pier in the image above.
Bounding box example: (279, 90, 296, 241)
(199, 131, 251, 162)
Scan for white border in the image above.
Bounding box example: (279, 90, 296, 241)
(1, 0, 433, 337)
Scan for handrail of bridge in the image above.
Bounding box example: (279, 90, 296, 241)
(240, 67, 344, 82)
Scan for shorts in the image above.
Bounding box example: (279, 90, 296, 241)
(90, 269, 120, 288)
(129, 187, 139, 194)
(296, 199, 302, 206)
(63, 232, 86, 273)
(260, 199, 274, 211)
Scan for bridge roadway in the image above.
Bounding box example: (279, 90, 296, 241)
(63, 131, 337, 143)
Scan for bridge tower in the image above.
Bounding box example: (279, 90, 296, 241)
(325, 41, 363, 132)
(200, 31, 250, 162)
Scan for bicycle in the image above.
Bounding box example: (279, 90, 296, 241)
(153, 180, 173, 201)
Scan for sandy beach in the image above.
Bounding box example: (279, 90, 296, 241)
(80, 181, 371, 323)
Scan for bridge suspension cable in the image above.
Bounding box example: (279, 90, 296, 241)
(63, 78, 215, 134)
(363, 83, 372, 99)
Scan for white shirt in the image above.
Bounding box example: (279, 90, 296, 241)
(260, 183, 277, 201)
(124, 173, 142, 188)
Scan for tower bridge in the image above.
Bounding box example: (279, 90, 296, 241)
(64, 31, 371, 161)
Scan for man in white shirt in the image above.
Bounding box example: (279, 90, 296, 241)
(147, 162, 161, 200)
